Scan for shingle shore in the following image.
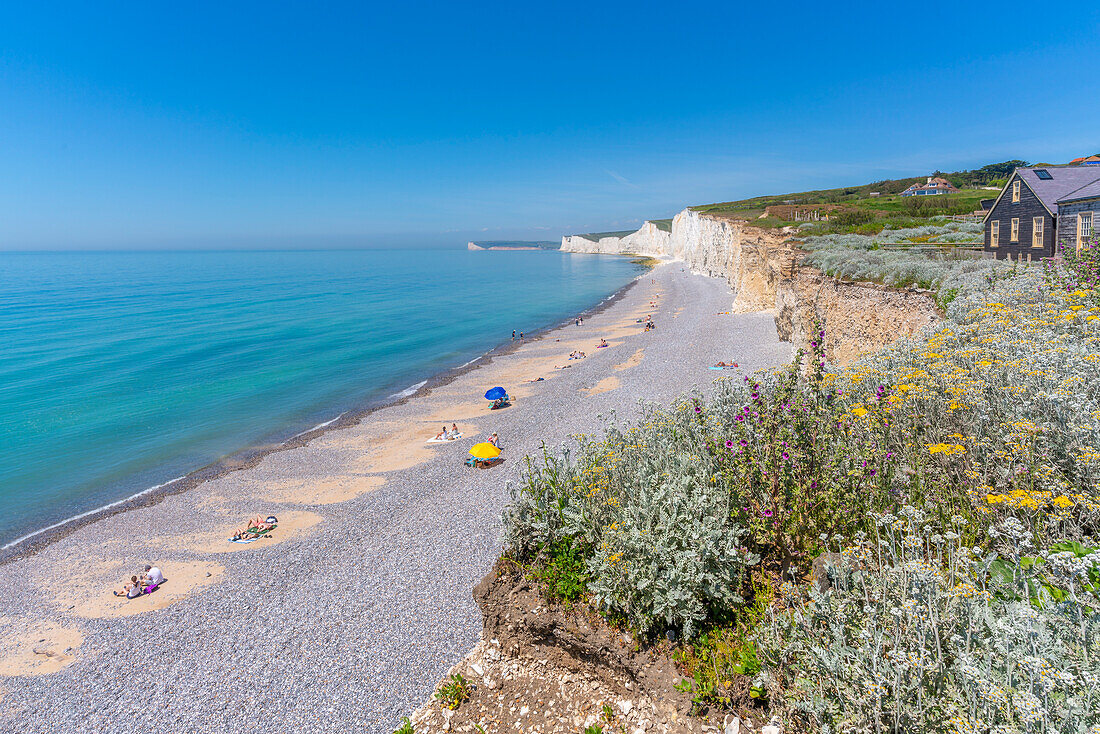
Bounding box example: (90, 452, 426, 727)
(0, 264, 791, 733)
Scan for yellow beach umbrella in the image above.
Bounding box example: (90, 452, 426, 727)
(469, 442, 501, 459)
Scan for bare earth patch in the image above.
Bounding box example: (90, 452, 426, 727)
(51, 559, 224, 619)
(582, 375, 620, 395)
(0, 619, 83, 677)
(156, 510, 324, 554)
(614, 348, 645, 371)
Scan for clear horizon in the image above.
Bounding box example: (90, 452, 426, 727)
(1, 1, 1098, 250)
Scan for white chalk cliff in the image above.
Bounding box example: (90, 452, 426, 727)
(562, 209, 942, 365)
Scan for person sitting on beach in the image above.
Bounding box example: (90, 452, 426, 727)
(451, 423, 459, 437)
(488, 433, 500, 448)
(114, 575, 143, 599)
(597, 339, 608, 348)
(436, 425, 449, 440)
(141, 565, 164, 587)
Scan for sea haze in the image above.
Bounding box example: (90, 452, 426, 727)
(0, 248, 642, 547)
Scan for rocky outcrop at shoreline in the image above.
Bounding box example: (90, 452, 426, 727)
(564, 209, 940, 365)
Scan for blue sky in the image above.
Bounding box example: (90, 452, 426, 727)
(1, 2, 1098, 249)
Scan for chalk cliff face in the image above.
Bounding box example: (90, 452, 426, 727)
(561, 221, 671, 257)
(563, 210, 941, 364)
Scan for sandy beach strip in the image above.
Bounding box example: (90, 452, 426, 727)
(0, 263, 792, 733)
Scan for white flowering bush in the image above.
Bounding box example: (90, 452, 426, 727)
(755, 509, 1100, 734)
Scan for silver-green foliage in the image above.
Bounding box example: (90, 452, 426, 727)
(800, 220, 990, 291)
(755, 508, 1100, 733)
(502, 405, 758, 639)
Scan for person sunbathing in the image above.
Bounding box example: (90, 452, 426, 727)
(436, 425, 448, 440)
(451, 423, 459, 436)
(114, 576, 143, 599)
(597, 339, 609, 348)
(235, 516, 273, 537)
(715, 361, 739, 368)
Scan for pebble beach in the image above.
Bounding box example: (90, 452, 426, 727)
(0, 263, 792, 733)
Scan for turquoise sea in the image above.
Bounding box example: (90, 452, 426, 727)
(0, 249, 642, 549)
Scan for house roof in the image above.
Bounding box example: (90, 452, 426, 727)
(1016, 166, 1100, 212)
(1060, 178, 1100, 204)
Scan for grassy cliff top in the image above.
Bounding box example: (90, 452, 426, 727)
(690, 160, 1023, 216)
(575, 230, 639, 242)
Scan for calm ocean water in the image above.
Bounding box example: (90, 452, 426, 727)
(0, 249, 642, 548)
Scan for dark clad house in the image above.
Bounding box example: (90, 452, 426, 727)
(983, 167, 1100, 259)
(1057, 180, 1100, 254)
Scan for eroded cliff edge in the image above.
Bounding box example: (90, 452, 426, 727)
(564, 210, 942, 365)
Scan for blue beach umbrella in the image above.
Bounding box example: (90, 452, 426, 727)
(484, 386, 507, 401)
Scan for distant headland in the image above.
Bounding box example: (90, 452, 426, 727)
(466, 240, 560, 251)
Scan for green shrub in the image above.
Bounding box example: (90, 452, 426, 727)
(504, 413, 759, 639)
(834, 209, 875, 227)
(435, 674, 471, 710)
(529, 536, 590, 602)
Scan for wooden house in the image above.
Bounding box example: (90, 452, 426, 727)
(983, 166, 1100, 259)
(1057, 180, 1100, 254)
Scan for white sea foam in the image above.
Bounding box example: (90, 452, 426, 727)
(289, 412, 346, 441)
(1, 474, 189, 552)
(390, 380, 427, 399)
(458, 356, 483, 369)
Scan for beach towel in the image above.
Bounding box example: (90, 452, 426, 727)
(229, 524, 277, 543)
(143, 581, 163, 594)
(426, 432, 462, 444)
(596, 344, 609, 348)
(709, 366, 738, 371)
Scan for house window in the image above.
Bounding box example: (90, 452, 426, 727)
(1012, 180, 1021, 203)
(1033, 217, 1044, 247)
(1011, 218, 1019, 242)
(1080, 212, 1095, 253)
(990, 220, 999, 247)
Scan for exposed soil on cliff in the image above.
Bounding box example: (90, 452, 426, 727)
(407, 560, 769, 733)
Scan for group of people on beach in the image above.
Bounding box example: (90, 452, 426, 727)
(113, 564, 164, 599)
(434, 423, 461, 441)
(231, 514, 277, 541)
(511, 330, 524, 341)
(568, 350, 586, 360)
